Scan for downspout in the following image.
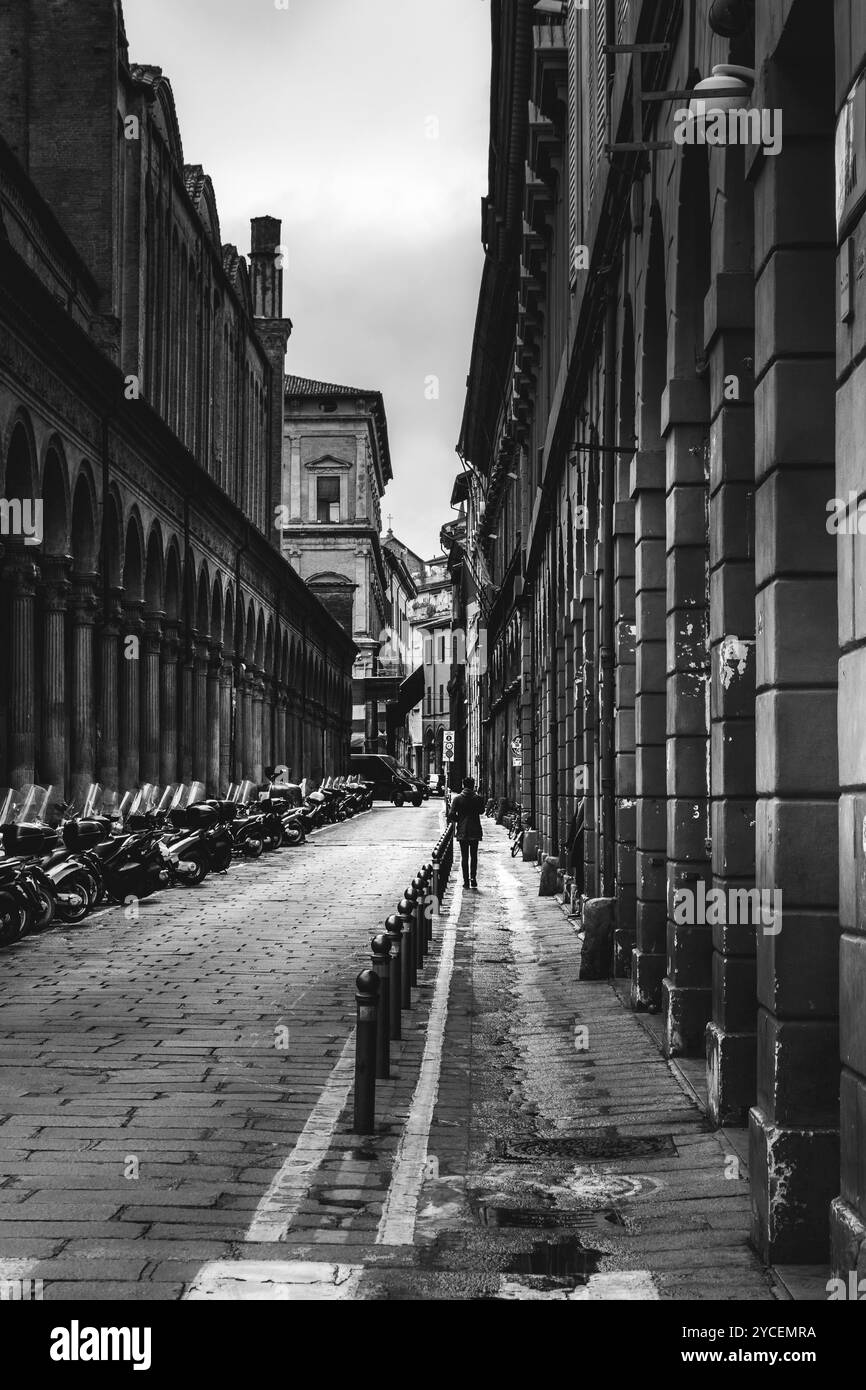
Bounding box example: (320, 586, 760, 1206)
(600, 281, 617, 897)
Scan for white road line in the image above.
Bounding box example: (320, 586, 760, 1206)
(498, 1271, 659, 1300)
(185, 1261, 364, 1301)
(376, 880, 463, 1246)
(244, 1029, 358, 1244)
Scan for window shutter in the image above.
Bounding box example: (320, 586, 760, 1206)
(616, 0, 629, 43)
(588, 0, 609, 204)
(567, 0, 579, 287)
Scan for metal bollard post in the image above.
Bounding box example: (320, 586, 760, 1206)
(384, 915, 402, 1042)
(370, 934, 391, 1080)
(414, 872, 428, 973)
(353, 969, 379, 1134)
(399, 894, 417, 989)
(421, 864, 435, 943)
(398, 898, 414, 1006)
(431, 853, 440, 929)
(404, 883, 419, 981)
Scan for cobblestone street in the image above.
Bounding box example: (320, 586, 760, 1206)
(0, 806, 784, 1300)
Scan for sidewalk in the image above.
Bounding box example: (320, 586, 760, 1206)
(185, 825, 786, 1301)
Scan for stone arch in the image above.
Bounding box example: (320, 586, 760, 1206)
(70, 471, 99, 577)
(196, 565, 211, 640)
(3, 411, 38, 511)
(41, 437, 70, 556)
(244, 603, 257, 666)
(164, 541, 182, 625)
(144, 526, 165, 614)
(101, 487, 124, 589)
(122, 510, 146, 603)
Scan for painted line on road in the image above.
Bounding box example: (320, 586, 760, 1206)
(185, 1261, 363, 1301)
(376, 879, 463, 1246)
(244, 1028, 357, 1244)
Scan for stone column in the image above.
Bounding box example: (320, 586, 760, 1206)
(193, 636, 209, 784)
(6, 555, 39, 789)
(749, 41, 839, 1264)
(704, 266, 758, 1128)
(219, 658, 233, 792)
(119, 600, 144, 790)
(262, 679, 274, 777)
(206, 644, 222, 796)
(662, 385, 712, 1059)
(251, 671, 265, 784)
(240, 669, 253, 781)
(99, 589, 124, 794)
(41, 557, 72, 793)
(630, 452, 667, 1010)
(613, 500, 636, 975)
(141, 611, 164, 785)
(159, 620, 180, 786)
(69, 573, 100, 805)
(180, 636, 195, 782)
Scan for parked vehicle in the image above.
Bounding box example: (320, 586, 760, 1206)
(349, 754, 423, 806)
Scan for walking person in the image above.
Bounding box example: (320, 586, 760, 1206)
(448, 775, 485, 890)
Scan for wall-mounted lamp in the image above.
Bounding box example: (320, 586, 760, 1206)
(708, 0, 753, 38)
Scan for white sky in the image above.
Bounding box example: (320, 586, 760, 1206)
(122, 0, 491, 560)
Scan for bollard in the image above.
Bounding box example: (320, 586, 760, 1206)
(416, 868, 429, 959)
(404, 882, 420, 982)
(431, 853, 440, 931)
(422, 863, 435, 943)
(414, 878, 428, 967)
(399, 894, 417, 989)
(384, 914, 402, 1042)
(370, 934, 391, 1080)
(398, 897, 414, 1006)
(353, 969, 379, 1134)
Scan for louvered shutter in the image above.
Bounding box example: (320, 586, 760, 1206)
(588, 0, 608, 203)
(616, 0, 629, 43)
(567, 0, 579, 287)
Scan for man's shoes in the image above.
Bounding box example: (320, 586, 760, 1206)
(471, 880, 478, 889)
(463, 880, 470, 890)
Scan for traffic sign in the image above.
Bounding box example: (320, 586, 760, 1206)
(443, 730, 455, 763)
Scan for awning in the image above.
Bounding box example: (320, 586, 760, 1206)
(395, 663, 425, 718)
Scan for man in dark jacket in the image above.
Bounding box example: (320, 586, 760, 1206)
(448, 776, 485, 889)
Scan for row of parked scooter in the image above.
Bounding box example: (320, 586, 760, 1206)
(0, 776, 375, 948)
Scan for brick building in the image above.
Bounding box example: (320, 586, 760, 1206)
(457, 0, 866, 1275)
(0, 0, 354, 800)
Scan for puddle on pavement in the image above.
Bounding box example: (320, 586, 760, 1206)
(504, 1236, 601, 1282)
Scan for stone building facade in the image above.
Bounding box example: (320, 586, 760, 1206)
(0, 0, 354, 801)
(458, 0, 866, 1275)
(280, 377, 394, 753)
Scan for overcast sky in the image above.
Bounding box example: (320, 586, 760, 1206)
(122, 0, 490, 560)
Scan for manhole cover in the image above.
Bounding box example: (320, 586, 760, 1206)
(477, 1204, 625, 1231)
(501, 1134, 676, 1162)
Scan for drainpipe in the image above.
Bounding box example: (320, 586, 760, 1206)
(600, 281, 618, 897)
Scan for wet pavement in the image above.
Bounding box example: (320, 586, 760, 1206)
(0, 807, 781, 1300)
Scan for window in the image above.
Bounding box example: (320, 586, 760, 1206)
(317, 476, 341, 523)
(439, 684, 444, 714)
(439, 634, 446, 664)
(426, 687, 432, 715)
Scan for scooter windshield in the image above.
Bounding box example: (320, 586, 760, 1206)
(16, 785, 51, 825)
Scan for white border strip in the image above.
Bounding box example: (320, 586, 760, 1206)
(245, 1029, 357, 1244)
(375, 880, 463, 1245)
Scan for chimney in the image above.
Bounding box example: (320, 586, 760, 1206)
(250, 215, 284, 319)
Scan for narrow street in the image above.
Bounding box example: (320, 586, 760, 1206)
(0, 805, 443, 1297)
(0, 807, 778, 1301)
